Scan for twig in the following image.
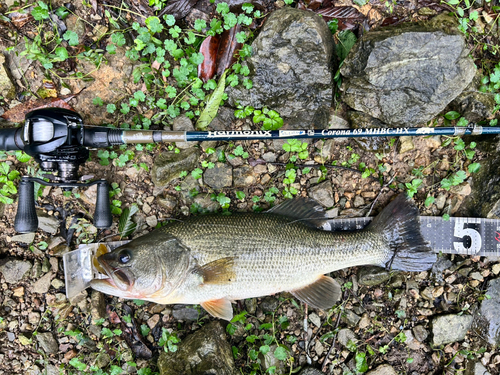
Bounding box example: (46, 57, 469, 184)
(365, 175, 396, 217)
(303, 303, 312, 365)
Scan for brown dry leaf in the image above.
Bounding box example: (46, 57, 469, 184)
(315, 6, 367, 31)
(159, 0, 199, 20)
(1, 95, 77, 123)
(216, 24, 243, 78)
(9, 11, 32, 28)
(198, 35, 221, 83)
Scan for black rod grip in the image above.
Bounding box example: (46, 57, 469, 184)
(94, 182, 112, 229)
(14, 179, 38, 233)
(0, 128, 23, 151)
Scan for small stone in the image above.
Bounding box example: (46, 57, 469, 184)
(0, 259, 32, 284)
(309, 312, 321, 328)
(492, 263, 500, 275)
(412, 325, 428, 342)
(261, 296, 279, 312)
(146, 216, 158, 227)
(173, 116, 197, 149)
(245, 298, 258, 314)
(353, 195, 365, 208)
(49, 257, 58, 273)
(28, 312, 40, 325)
(36, 332, 59, 354)
(262, 152, 276, 162)
(314, 339, 324, 356)
(95, 353, 111, 369)
(342, 310, 361, 327)
(308, 181, 335, 207)
(470, 271, 484, 281)
(203, 163, 233, 190)
(233, 166, 256, 187)
(358, 314, 371, 329)
(147, 314, 160, 329)
(32, 272, 53, 294)
(432, 314, 473, 346)
(91, 291, 106, 323)
(143, 202, 152, 215)
(366, 364, 398, 375)
(358, 266, 391, 286)
(172, 305, 199, 321)
(10, 232, 36, 244)
(7, 332, 15, 342)
(37, 211, 59, 235)
(337, 329, 357, 348)
(13, 286, 24, 297)
(399, 137, 414, 153)
(51, 279, 65, 290)
(19, 334, 31, 346)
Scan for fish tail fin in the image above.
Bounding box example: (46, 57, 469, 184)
(368, 194, 436, 272)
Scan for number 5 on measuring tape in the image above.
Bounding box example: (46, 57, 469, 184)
(453, 219, 482, 255)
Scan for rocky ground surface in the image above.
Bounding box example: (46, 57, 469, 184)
(1, 0, 500, 375)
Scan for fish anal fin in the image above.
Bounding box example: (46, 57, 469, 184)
(196, 257, 236, 285)
(201, 298, 233, 321)
(290, 275, 341, 310)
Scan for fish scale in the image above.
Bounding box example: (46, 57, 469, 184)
(165, 213, 389, 302)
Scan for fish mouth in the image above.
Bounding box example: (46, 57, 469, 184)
(96, 257, 133, 292)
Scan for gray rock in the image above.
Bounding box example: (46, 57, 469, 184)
(347, 111, 392, 152)
(193, 194, 219, 213)
(158, 321, 238, 375)
(474, 277, 500, 346)
(412, 325, 429, 342)
(227, 8, 334, 129)
(0, 54, 15, 99)
(32, 272, 53, 294)
(431, 256, 453, 283)
(299, 368, 323, 375)
(341, 310, 361, 327)
(468, 362, 491, 375)
(341, 24, 475, 126)
(152, 148, 200, 187)
(0, 259, 32, 284)
(7, 332, 15, 342)
(452, 91, 497, 122)
(233, 166, 256, 187)
(309, 312, 321, 328)
(337, 328, 357, 347)
(245, 298, 258, 314)
(209, 107, 236, 130)
(179, 175, 201, 203)
(172, 116, 197, 149)
(259, 344, 286, 374)
(91, 290, 106, 323)
(10, 232, 35, 244)
(36, 332, 58, 354)
(203, 163, 233, 190)
(432, 314, 473, 346)
(172, 305, 200, 322)
(37, 211, 59, 235)
(260, 296, 279, 313)
(366, 364, 398, 375)
(353, 195, 365, 208)
(94, 352, 111, 369)
(262, 152, 277, 163)
(358, 266, 391, 286)
(308, 181, 334, 208)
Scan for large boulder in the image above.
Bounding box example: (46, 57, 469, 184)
(228, 7, 335, 129)
(473, 277, 500, 346)
(341, 24, 476, 126)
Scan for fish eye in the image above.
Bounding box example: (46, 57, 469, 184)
(118, 250, 132, 264)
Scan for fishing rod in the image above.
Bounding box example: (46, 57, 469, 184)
(0, 108, 497, 232)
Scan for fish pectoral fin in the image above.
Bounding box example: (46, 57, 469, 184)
(201, 298, 233, 321)
(196, 257, 236, 285)
(290, 275, 341, 310)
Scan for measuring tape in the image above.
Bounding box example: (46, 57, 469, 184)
(326, 216, 500, 257)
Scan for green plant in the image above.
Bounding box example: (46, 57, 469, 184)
(234, 105, 284, 130)
(0, 161, 20, 204)
(282, 139, 309, 162)
(282, 168, 298, 199)
(158, 328, 180, 352)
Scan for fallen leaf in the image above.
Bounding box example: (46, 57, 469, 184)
(120, 304, 153, 359)
(315, 6, 367, 31)
(196, 70, 227, 130)
(8, 11, 32, 28)
(216, 25, 243, 78)
(106, 305, 122, 324)
(159, 0, 199, 20)
(1, 95, 77, 123)
(198, 35, 221, 83)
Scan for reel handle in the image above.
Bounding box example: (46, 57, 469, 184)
(94, 181, 112, 229)
(14, 178, 38, 233)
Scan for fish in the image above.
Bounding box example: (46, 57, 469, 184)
(90, 194, 436, 320)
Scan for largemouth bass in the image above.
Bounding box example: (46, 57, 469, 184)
(91, 194, 436, 320)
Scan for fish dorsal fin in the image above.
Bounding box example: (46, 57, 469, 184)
(201, 298, 233, 320)
(290, 275, 341, 310)
(195, 257, 236, 285)
(266, 197, 327, 228)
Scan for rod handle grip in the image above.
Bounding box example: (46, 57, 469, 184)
(14, 178, 38, 233)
